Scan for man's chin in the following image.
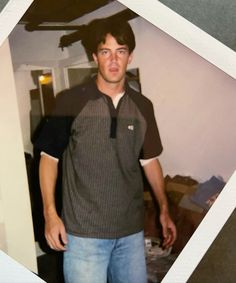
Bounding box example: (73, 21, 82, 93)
(107, 72, 126, 82)
(98, 72, 125, 85)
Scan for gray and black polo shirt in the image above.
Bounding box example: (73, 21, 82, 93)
(35, 79, 163, 239)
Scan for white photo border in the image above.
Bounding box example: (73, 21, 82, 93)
(0, 0, 33, 47)
(1, 0, 236, 280)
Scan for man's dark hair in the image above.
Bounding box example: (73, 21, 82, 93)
(82, 18, 136, 55)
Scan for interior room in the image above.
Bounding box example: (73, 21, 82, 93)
(1, 0, 236, 282)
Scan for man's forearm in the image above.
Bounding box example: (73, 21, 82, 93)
(143, 158, 169, 213)
(39, 154, 59, 219)
(39, 154, 67, 251)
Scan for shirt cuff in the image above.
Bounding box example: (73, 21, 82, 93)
(40, 151, 59, 162)
(139, 156, 158, 167)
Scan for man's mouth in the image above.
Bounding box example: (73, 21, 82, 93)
(109, 64, 119, 73)
(109, 67, 119, 72)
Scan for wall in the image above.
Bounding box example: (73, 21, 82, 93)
(0, 39, 37, 272)
(14, 71, 36, 153)
(9, 2, 236, 182)
(9, 25, 68, 68)
(130, 18, 236, 181)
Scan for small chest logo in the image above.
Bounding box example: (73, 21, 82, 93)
(128, 125, 134, 131)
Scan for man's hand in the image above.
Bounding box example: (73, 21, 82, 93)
(159, 211, 177, 249)
(44, 214, 68, 251)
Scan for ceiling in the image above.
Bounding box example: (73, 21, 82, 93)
(19, 0, 113, 28)
(18, 0, 138, 48)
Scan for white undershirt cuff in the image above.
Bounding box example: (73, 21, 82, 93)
(40, 151, 59, 162)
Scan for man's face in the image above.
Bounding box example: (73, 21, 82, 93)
(92, 33, 133, 85)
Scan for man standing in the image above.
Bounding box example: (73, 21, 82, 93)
(35, 18, 176, 283)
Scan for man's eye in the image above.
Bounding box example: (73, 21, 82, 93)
(100, 50, 109, 55)
(118, 49, 127, 55)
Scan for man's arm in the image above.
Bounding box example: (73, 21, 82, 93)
(39, 154, 67, 251)
(143, 158, 177, 248)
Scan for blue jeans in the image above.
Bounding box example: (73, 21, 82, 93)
(63, 231, 147, 283)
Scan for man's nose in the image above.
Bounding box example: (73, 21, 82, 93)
(110, 51, 118, 61)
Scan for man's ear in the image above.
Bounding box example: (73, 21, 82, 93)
(92, 53, 98, 64)
(128, 52, 133, 64)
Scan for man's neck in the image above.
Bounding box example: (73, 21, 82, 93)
(96, 76, 125, 99)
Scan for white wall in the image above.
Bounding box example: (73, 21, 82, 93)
(14, 71, 36, 153)
(129, 18, 236, 181)
(0, 39, 37, 272)
(9, 25, 68, 68)
(9, 3, 236, 182)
